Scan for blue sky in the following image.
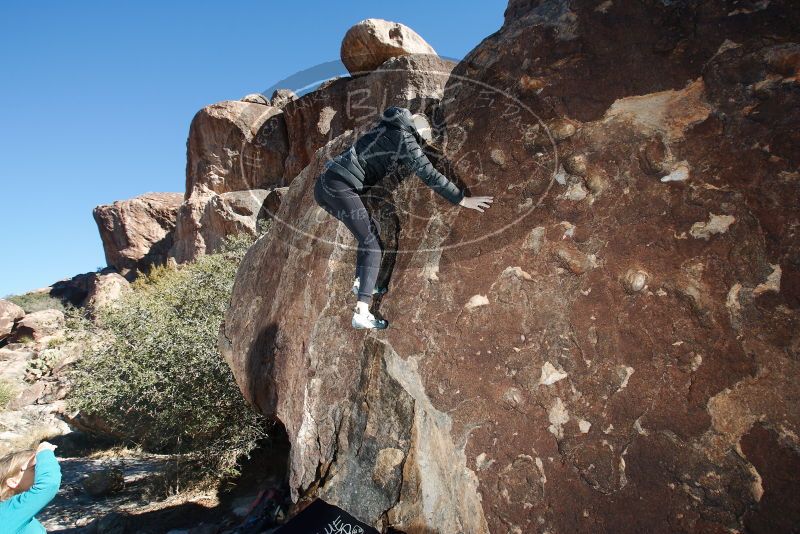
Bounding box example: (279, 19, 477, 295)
(0, 1, 505, 298)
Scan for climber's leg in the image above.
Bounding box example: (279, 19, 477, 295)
(354, 210, 382, 282)
(313, 170, 382, 303)
(336, 200, 381, 303)
(353, 211, 382, 302)
(313, 170, 341, 217)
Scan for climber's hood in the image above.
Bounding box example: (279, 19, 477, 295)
(379, 106, 417, 133)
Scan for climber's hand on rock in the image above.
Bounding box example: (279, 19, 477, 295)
(459, 195, 494, 213)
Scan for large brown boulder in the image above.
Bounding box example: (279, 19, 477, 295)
(173, 52, 454, 265)
(0, 300, 25, 341)
(221, 1, 799, 532)
(93, 193, 183, 278)
(341, 18, 438, 75)
(172, 99, 290, 263)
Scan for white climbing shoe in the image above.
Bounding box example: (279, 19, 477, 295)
(352, 306, 388, 330)
(351, 277, 388, 296)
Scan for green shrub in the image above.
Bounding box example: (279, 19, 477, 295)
(45, 336, 66, 349)
(131, 262, 178, 291)
(67, 224, 272, 481)
(13, 334, 35, 345)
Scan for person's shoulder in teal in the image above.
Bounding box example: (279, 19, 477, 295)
(0, 442, 62, 534)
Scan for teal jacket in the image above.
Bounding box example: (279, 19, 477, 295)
(0, 449, 62, 534)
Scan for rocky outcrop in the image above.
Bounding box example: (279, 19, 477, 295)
(0, 320, 103, 462)
(0, 300, 25, 341)
(48, 271, 98, 307)
(221, 1, 799, 532)
(184, 100, 289, 197)
(169, 187, 286, 263)
(0, 346, 72, 456)
(169, 99, 291, 263)
(93, 193, 183, 278)
(170, 51, 455, 265)
(47, 267, 119, 308)
(341, 18, 438, 75)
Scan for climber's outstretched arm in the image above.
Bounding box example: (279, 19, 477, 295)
(398, 129, 464, 205)
(397, 129, 493, 212)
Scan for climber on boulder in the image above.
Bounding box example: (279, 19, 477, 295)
(313, 105, 493, 330)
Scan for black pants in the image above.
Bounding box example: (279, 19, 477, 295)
(313, 169, 382, 303)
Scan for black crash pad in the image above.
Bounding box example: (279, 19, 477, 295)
(275, 499, 380, 534)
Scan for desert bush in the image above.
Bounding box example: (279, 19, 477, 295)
(67, 224, 272, 480)
(13, 334, 35, 345)
(45, 336, 66, 349)
(130, 262, 177, 291)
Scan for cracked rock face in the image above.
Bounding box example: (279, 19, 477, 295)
(221, 1, 799, 532)
(170, 100, 291, 263)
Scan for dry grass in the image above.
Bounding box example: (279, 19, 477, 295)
(0, 380, 16, 410)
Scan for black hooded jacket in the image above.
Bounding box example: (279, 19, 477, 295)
(323, 106, 465, 205)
